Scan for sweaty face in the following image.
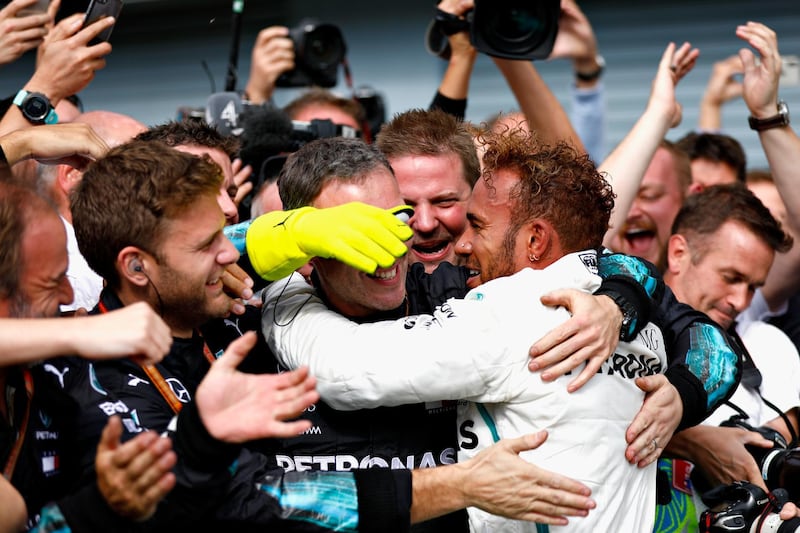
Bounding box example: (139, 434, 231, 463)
(610, 148, 685, 272)
(667, 221, 773, 330)
(456, 170, 529, 290)
(311, 168, 408, 318)
(12, 213, 73, 318)
(175, 145, 239, 226)
(391, 153, 472, 273)
(152, 194, 239, 335)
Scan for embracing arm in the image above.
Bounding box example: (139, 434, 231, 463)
(262, 274, 536, 409)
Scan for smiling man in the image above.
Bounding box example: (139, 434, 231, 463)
(376, 108, 479, 273)
(608, 141, 691, 272)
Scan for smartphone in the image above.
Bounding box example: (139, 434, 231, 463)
(16, 0, 51, 17)
(82, 0, 124, 45)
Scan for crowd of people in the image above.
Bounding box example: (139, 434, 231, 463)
(1, 0, 799, 531)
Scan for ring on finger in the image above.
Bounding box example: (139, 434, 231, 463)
(651, 438, 659, 449)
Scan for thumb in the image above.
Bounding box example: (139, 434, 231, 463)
(540, 289, 570, 308)
(635, 375, 660, 394)
(508, 430, 548, 454)
(99, 415, 123, 452)
(214, 331, 257, 370)
(739, 48, 757, 72)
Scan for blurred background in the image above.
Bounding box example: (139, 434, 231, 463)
(1, 0, 798, 168)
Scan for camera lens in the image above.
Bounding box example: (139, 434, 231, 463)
(482, 1, 549, 52)
(304, 25, 345, 69)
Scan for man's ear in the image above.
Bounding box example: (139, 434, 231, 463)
(666, 233, 690, 275)
(118, 246, 149, 287)
(56, 165, 82, 196)
(527, 219, 551, 262)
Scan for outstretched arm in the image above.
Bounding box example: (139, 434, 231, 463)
(411, 431, 595, 525)
(601, 42, 698, 247)
(699, 55, 744, 131)
(737, 22, 800, 311)
(0, 302, 171, 366)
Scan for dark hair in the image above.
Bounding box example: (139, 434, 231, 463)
(136, 119, 240, 160)
(71, 140, 223, 288)
(376, 108, 480, 187)
(676, 132, 747, 183)
(0, 181, 57, 301)
(478, 128, 615, 252)
(671, 183, 792, 259)
(278, 137, 392, 210)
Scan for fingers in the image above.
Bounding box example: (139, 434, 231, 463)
(566, 354, 604, 392)
(508, 430, 548, 453)
(214, 331, 257, 370)
(221, 263, 254, 301)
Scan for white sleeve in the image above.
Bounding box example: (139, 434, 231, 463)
(261, 273, 520, 410)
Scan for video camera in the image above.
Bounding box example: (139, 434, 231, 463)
(277, 19, 347, 88)
(426, 0, 560, 61)
(700, 481, 800, 533)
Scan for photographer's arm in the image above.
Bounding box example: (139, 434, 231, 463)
(428, 0, 477, 119)
(243, 26, 294, 104)
(666, 425, 772, 490)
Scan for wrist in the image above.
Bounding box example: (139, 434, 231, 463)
(574, 54, 604, 84)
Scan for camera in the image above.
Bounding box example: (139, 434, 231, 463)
(426, 0, 559, 61)
(700, 481, 800, 533)
(276, 20, 347, 88)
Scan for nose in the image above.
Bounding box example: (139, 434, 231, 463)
(728, 283, 751, 316)
(218, 191, 239, 225)
(218, 232, 240, 266)
(455, 228, 473, 257)
(410, 203, 437, 234)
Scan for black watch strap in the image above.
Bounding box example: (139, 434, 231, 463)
(748, 100, 790, 131)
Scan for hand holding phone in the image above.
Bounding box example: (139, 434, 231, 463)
(82, 0, 123, 45)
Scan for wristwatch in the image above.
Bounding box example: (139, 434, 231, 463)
(602, 290, 638, 342)
(13, 89, 58, 125)
(575, 55, 605, 82)
(748, 100, 790, 132)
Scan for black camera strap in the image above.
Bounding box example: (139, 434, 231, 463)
(725, 325, 798, 447)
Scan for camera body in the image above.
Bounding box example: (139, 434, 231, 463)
(276, 20, 346, 88)
(700, 481, 800, 533)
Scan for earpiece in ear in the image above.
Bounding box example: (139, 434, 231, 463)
(131, 260, 143, 273)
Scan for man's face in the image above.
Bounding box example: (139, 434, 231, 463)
(12, 214, 73, 318)
(666, 221, 773, 329)
(610, 147, 685, 272)
(456, 170, 529, 290)
(391, 152, 472, 273)
(175, 145, 239, 226)
(152, 194, 239, 333)
(311, 168, 408, 318)
(689, 158, 738, 192)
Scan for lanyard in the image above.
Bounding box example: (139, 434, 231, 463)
(97, 301, 216, 415)
(3, 369, 33, 480)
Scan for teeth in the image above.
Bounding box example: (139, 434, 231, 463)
(207, 278, 219, 285)
(468, 269, 480, 277)
(370, 267, 397, 281)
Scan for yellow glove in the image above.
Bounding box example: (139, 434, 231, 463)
(246, 202, 414, 281)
